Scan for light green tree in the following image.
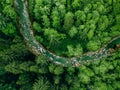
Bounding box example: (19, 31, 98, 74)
(33, 22, 42, 32)
(87, 40, 101, 51)
(75, 10, 86, 26)
(3, 5, 16, 19)
(5, 62, 23, 74)
(63, 12, 74, 31)
(68, 26, 78, 38)
(44, 28, 66, 46)
(54, 66, 64, 75)
(98, 15, 109, 31)
(42, 15, 50, 28)
(67, 44, 83, 56)
(72, 0, 81, 10)
(52, 16, 61, 29)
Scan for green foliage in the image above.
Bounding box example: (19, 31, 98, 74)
(28, 0, 35, 16)
(31, 0, 120, 57)
(16, 73, 32, 85)
(87, 29, 94, 40)
(35, 35, 43, 43)
(116, 15, 120, 24)
(0, 0, 120, 90)
(2, 5, 16, 19)
(72, 0, 82, 10)
(51, 9, 61, 29)
(4, 62, 23, 74)
(34, 0, 50, 20)
(87, 40, 101, 51)
(35, 55, 48, 65)
(60, 85, 68, 90)
(92, 10, 100, 22)
(0, 0, 17, 36)
(0, 42, 120, 90)
(63, 12, 74, 31)
(54, 66, 64, 75)
(0, 38, 11, 50)
(1, 23, 16, 36)
(33, 22, 42, 32)
(52, 16, 61, 29)
(0, 84, 16, 90)
(19, 61, 34, 71)
(29, 65, 39, 73)
(68, 26, 78, 38)
(32, 77, 50, 90)
(0, 43, 29, 62)
(98, 15, 109, 31)
(75, 10, 86, 26)
(42, 15, 50, 28)
(91, 82, 108, 90)
(67, 67, 75, 75)
(44, 28, 66, 46)
(67, 44, 83, 56)
(54, 76, 61, 84)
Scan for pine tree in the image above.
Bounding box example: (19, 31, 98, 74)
(32, 77, 50, 90)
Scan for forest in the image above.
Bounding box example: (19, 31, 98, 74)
(0, 0, 120, 90)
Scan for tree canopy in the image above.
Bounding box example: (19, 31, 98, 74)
(0, 0, 120, 90)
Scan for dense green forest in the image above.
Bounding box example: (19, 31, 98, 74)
(0, 0, 120, 90)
